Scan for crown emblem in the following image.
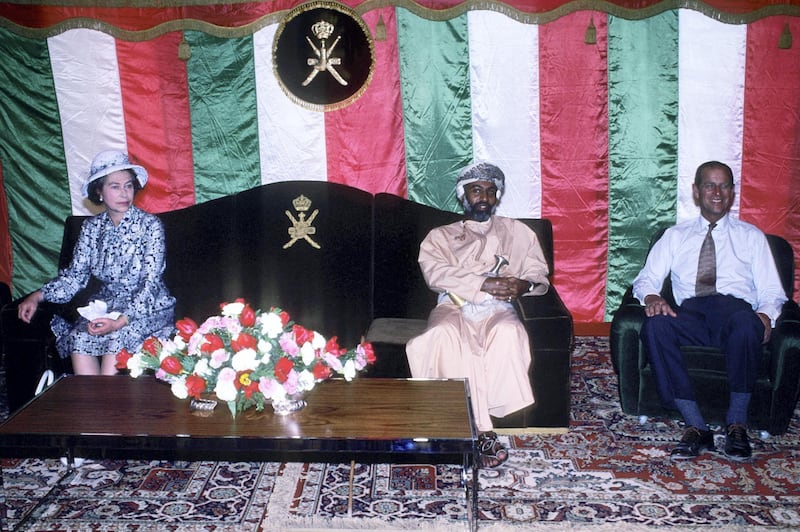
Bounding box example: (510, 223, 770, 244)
(312, 20, 334, 40)
(292, 194, 312, 212)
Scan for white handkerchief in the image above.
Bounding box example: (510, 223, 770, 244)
(77, 300, 121, 321)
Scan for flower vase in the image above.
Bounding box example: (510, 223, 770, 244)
(271, 394, 306, 415)
(189, 396, 218, 417)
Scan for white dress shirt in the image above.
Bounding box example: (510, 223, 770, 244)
(633, 214, 787, 325)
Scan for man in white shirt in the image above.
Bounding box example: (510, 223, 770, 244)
(632, 161, 787, 461)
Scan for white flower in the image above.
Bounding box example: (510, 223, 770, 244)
(194, 358, 211, 377)
(232, 348, 258, 372)
(298, 370, 316, 391)
(342, 359, 357, 381)
(171, 378, 188, 399)
(173, 335, 186, 350)
(128, 354, 146, 378)
(300, 342, 316, 366)
(214, 367, 238, 402)
(257, 339, 272, 355)
(258, 312, 285, 338)
(311, 333, 326, 350)
(221, 301, 245, 317)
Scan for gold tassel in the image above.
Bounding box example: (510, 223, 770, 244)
(178, 32, 191, 61)
(375, 14, 386, 42)
(584, 16, 597, 45)
(779, 22, 792, 49)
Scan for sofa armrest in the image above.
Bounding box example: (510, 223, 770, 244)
(1, 298, 61, 342)
(767, 300, 800, 433)
(513, 286, 573, 351)
(609, 287, 647, 414)
(1, 298, 66, 413)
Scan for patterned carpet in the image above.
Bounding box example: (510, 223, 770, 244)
(1, 336, 799, 531)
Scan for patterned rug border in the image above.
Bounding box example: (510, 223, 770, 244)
(3, 336, 799, 531)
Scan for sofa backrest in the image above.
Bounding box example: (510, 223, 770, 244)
(57, 182, 373, 347)
(226, 181, 373, 346)
(372, 192, 555, 321)
(55, 184, 557, 346)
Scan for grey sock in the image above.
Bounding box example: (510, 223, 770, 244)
(726, 392, 751, 426)
(674, 398, 708, 430)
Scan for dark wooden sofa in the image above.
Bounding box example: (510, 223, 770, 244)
(1, 181, 573, 428)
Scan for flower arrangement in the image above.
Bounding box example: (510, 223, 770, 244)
(116, 299, 375, 417)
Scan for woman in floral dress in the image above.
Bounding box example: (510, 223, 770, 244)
(17, 150, 175, 376)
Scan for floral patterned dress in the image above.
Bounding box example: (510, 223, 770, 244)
(41, 206, 176, 359)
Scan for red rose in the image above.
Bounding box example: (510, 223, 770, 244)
(362, 342, 376, 364)
(324, 336, 345, 357)
(231, 332, 257, 352)
(279, 310, 290, 327)
(185, 375, 207, 399)
(115, 348, 132, 370)
(142, 337, 161, 356)
(274, 357, 295, 383)
(312, 361, 332, 380)
(200, 333, 224, 353)
(240, 304, 256, 327)
(176, 317, 198, 341)
(292, 324, 314, 346)
(160, 355, 183, 375)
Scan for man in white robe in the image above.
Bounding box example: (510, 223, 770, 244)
(406, 162, 550, 467)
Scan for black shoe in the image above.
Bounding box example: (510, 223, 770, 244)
(670, 426, 715, 459)
(724, 423, 752, 461)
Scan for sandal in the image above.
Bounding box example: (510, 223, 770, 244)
(478, 431, 508, 468)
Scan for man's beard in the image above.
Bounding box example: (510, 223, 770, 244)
(462, 198, 495, 222)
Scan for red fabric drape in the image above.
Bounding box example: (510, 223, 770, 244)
(539, 12, 610, 323)
(118, 35, 196, 213)
(740, 17, 800, 299)
(325, 8, 408, 197)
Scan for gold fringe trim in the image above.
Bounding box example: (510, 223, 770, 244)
(0, 12, 290, 41)
(1, 0, 800, 39)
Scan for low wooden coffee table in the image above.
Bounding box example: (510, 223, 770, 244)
(0, 375, 479, 530)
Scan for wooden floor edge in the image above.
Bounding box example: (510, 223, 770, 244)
(574, 322, 611, 337)
(493, 427, 568, 435)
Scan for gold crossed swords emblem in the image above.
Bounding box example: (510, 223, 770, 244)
(283, 194, 321, 249)
(303, 20, 348, 87)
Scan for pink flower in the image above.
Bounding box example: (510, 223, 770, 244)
(322, 352, 343, 371)
(209, 348, 230, 369)
(258, 377, 282, 399)
(279, 333, 300, 357)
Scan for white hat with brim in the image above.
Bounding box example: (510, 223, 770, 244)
(81, 150, 148, 197)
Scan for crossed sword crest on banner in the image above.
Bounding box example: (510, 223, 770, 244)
(302, 20, 348, 87)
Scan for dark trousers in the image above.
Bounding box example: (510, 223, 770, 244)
(640, 294, 764, 409)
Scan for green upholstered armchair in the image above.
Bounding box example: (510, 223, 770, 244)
(610, 229, 800, 436)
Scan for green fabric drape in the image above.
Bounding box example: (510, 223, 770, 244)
(0, 27, 70, 297)
(605, 11, 679, 319)
(186, 31, 261, 203)
(397, 9, 473, 212)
